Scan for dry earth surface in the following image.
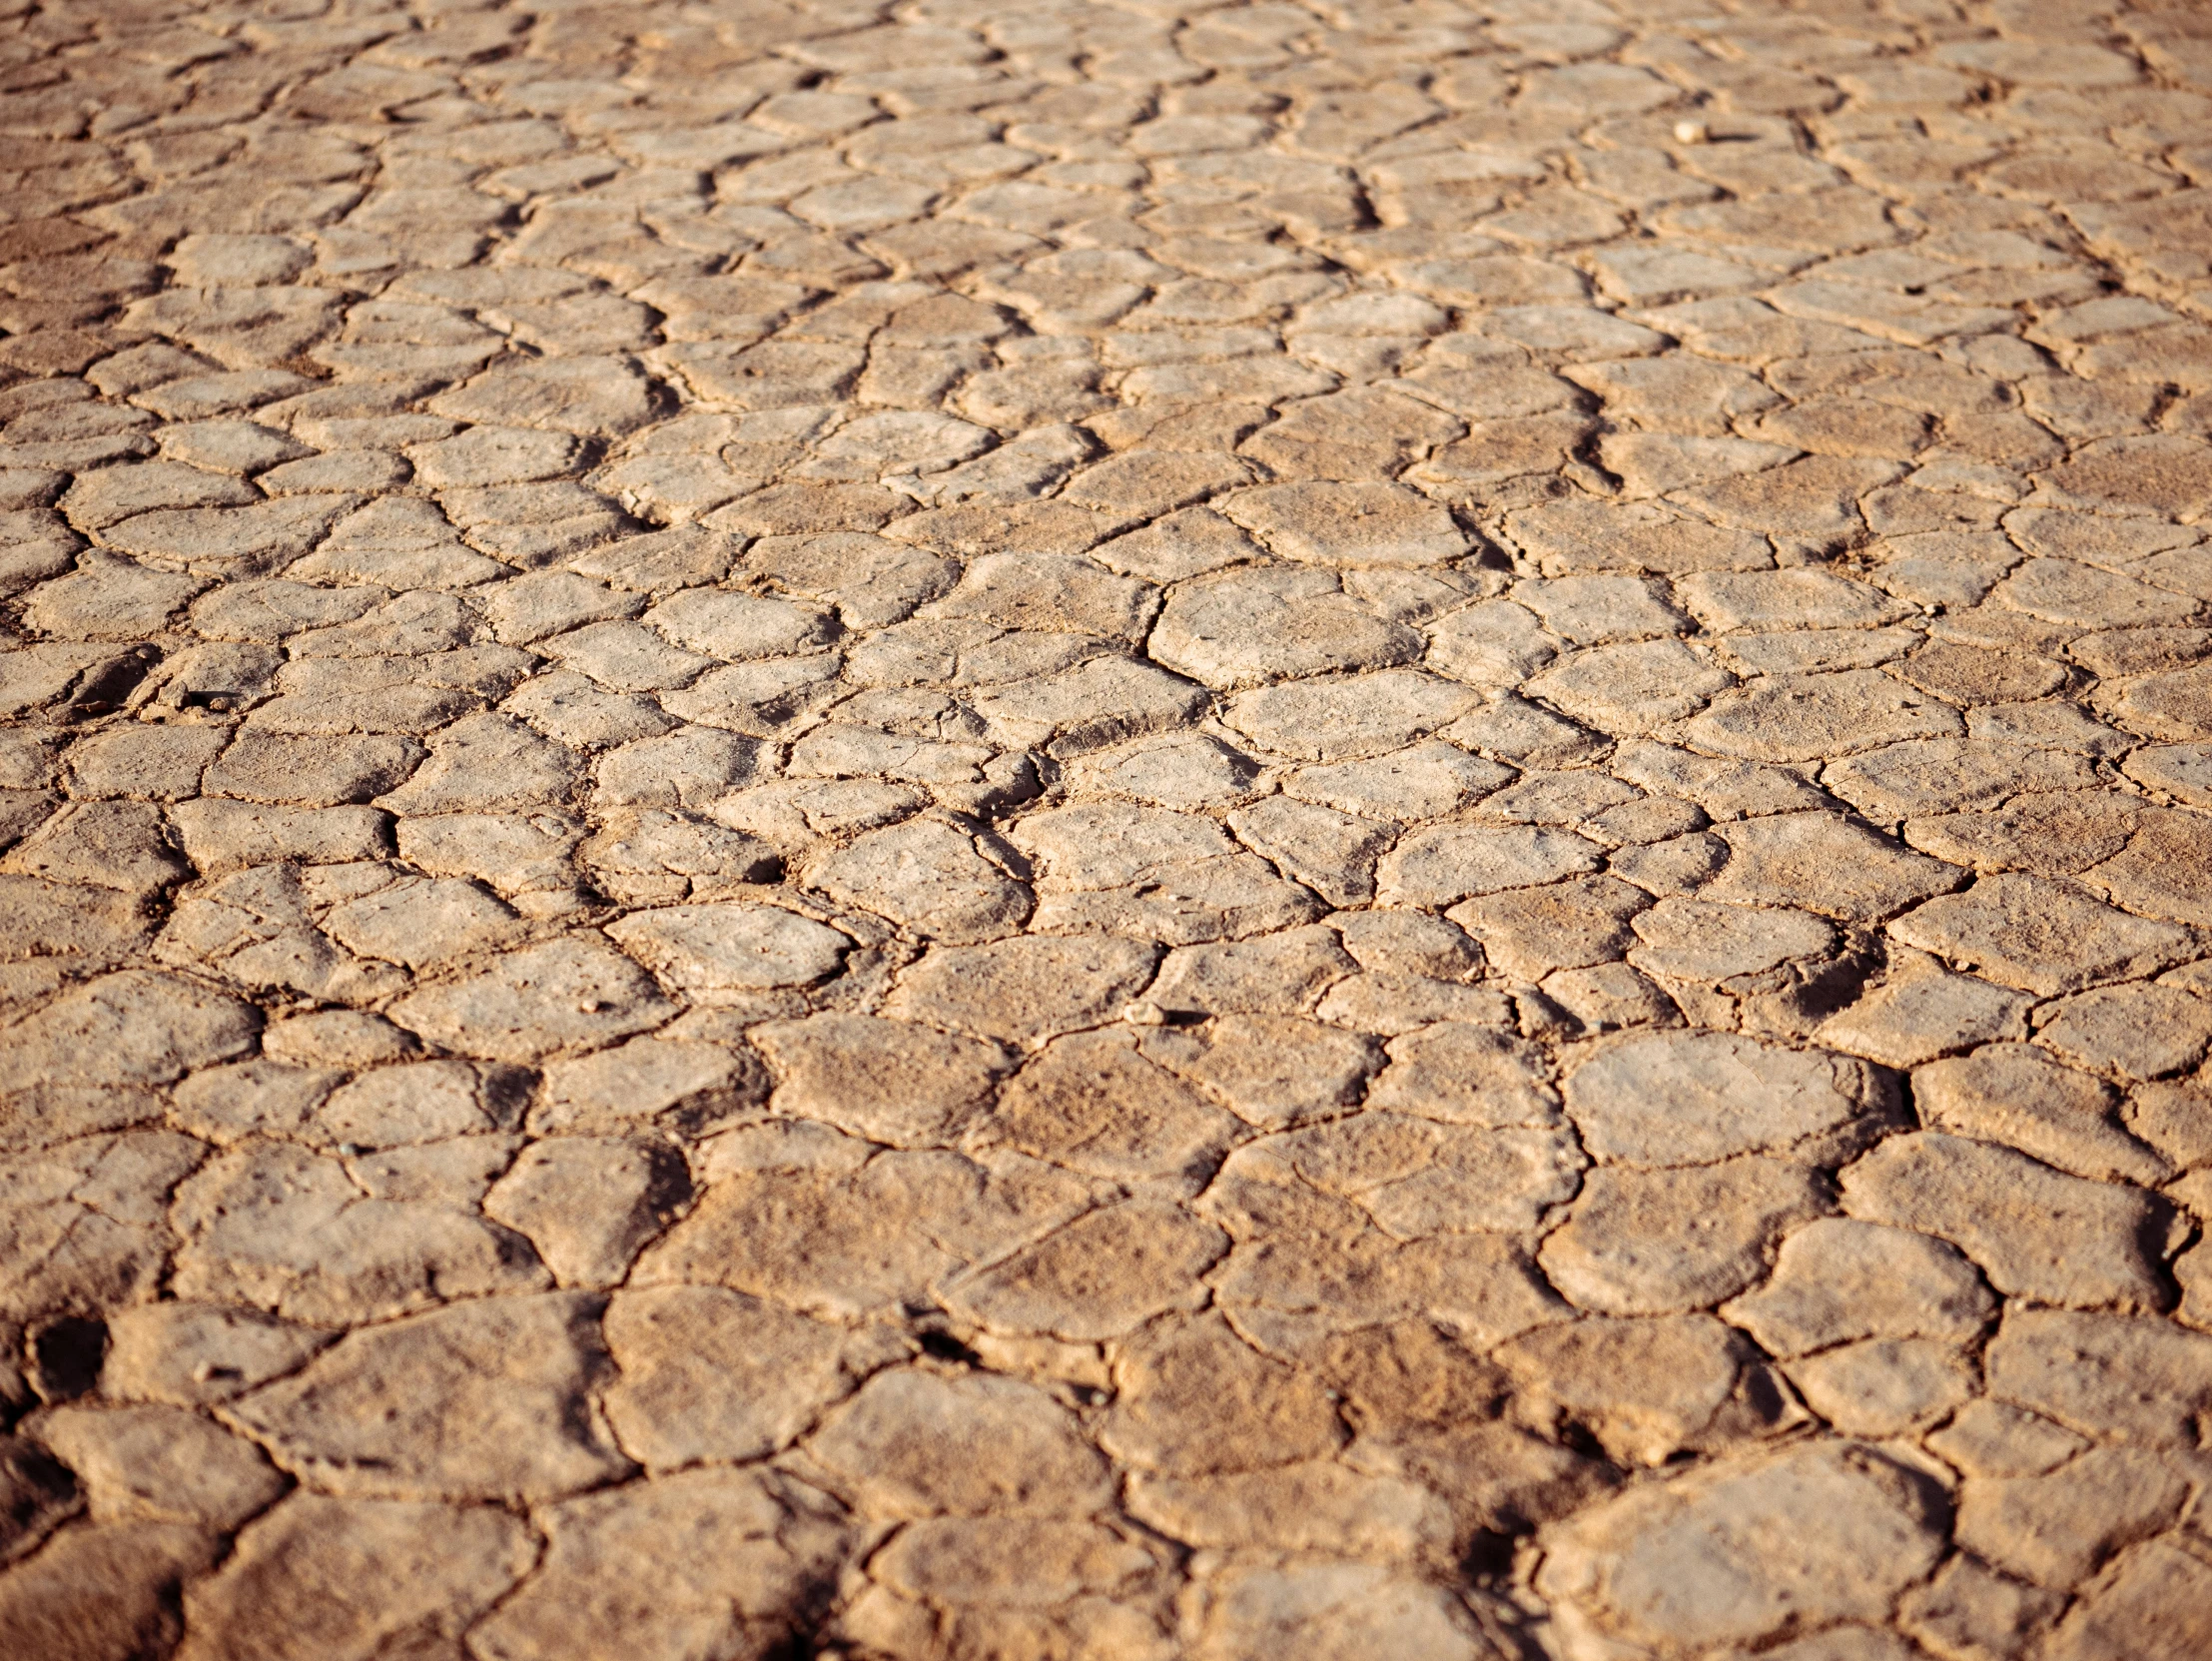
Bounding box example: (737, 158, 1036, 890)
(2, 0, 2212, 1656)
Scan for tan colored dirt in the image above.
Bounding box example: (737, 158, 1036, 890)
(2, 1, 2210, 1657)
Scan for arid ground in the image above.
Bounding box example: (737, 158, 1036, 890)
(2, 1, 2211, 1657)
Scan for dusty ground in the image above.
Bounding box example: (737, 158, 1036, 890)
(1, 0, 2210, 1656)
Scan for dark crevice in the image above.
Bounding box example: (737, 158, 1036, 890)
(915, 1328, 984, 1367)
(29, 1316, 108, 1404)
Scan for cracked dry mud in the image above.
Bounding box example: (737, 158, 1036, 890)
(2, 1, 2212, 1659)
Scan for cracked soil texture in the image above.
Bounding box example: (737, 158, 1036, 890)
(1, 0, 2211, 1657)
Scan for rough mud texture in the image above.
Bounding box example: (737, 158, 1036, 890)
(2, 0, 2211, 1657)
